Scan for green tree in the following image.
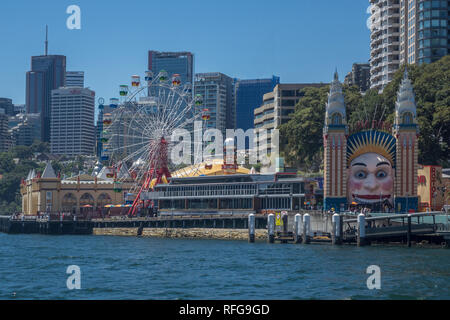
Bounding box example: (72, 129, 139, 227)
(0, 153, 15, 174)
(11, 145, 33, 160)
(382, 56, 450, 166)
(31, 140, 50, 154)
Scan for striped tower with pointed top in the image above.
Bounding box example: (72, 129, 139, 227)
(323, 71, 348, 212)
(393, 68, 419, 213)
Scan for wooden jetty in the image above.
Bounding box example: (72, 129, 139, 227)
(0, 211, 449, 247)
(0, 215, 92, 235)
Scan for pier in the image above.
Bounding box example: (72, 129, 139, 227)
(0, 215, 92, 235)
(0, 211, 449, 247)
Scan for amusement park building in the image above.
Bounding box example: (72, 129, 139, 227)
(21, 162, 133, 215)
(323, 69, 421, 213)
(142, 173, 316, 215)
(417, 165, 449, 211)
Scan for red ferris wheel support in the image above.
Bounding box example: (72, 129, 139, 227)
(128, 137, 171, 216)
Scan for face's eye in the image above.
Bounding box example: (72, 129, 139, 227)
(376, 170, 387, 179)
(354, 170, 367, 179)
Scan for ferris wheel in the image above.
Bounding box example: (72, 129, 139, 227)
(100, 70, 211, 215)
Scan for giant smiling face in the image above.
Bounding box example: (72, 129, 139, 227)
(347, 152, 394, 205)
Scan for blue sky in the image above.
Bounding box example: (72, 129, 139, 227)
(0, 0, 371, 106)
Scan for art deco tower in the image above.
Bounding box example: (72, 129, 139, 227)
(393, 69, 419, 212)
(323, 71, 348, 212)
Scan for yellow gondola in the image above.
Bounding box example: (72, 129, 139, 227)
(131, 75, 140, 87)
(172, 74, 181, 86)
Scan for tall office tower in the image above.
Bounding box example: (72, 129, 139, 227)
(370, 0, 449, 92)
(194, 73, 236, 136)
(148, 51, 194, 85)
(234, 76, 280, 131)
(26, 54, 66, 142)
(0, 108, 12, 152)
(66, 71, 85, 87)
(50, 87, 95, 156)
(0, 98, 15, 116)
(254, 83, 328, 153)
(147, 51, 195, 135)
(369, 0, 401, 92)
(343, 63, 371, 92)
(25, 26, 66, 142)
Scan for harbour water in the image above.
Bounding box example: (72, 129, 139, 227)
(0, 233, 449, 300)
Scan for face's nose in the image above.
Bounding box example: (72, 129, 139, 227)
(363, 173, 379, 192)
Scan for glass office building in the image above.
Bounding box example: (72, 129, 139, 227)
(147, 51, 195, 133)
(234, 76, 280, 132)
(26, 55, 66, 142)
(417, 0, 449, 64)
(148, 51, 194, 85)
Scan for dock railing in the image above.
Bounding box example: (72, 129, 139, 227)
(343, 212, 443, 224)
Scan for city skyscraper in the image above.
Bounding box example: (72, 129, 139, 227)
(400, 0, 449, 65)
(50, 87, 95, 156)
(148, 51, 194, 85)
(369, 0, 401, 92)
(25, 26, 66, 142)
(369, 0, 449, 92)
(66, 71, 85, 87)
(234, 76, 280, 132)
(194, 72, 236, 135)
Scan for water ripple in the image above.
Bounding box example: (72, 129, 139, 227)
(0, 234, 449, 299)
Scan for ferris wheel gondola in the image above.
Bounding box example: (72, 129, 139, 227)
(171, 74, 181, 87)
(109, 98, 119, 108)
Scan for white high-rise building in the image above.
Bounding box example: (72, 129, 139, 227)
(369, 0, 401, 93)
(65, 71, 85, 88)
(50, 87, 95, 156)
